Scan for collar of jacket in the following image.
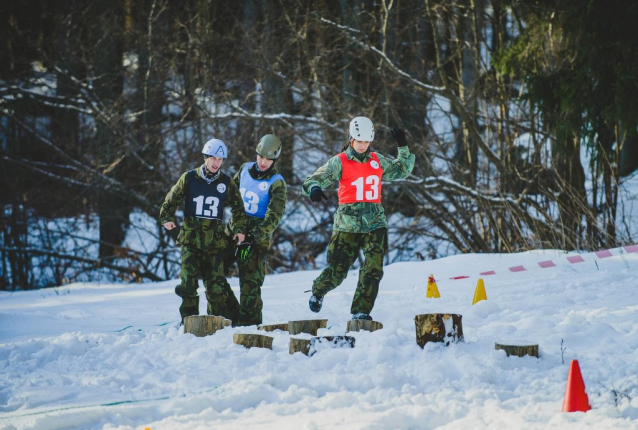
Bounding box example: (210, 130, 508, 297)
(345, 145, 371, 162)
(249, 162, 279, 180)
(198, 164, 221, 184)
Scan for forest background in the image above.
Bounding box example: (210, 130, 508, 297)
(1, 0, 637, 290)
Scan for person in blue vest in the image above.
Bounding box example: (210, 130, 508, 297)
(160, 139, 248, 324)
(226, 134, 287, 326)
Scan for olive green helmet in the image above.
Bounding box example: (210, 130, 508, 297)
(256, 134, 282, 159)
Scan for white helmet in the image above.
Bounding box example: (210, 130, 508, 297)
(349, 116, 375, 142)
(202, 138, 228, 159)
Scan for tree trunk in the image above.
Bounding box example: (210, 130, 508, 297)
(258, 323, 289, 332)
(233, 333, 274, 350)
(414, 313, 464, 348)
(288, 319, 328, 336)
(308, 336, 355, 356)
(346, 320, 383, 333)
(184, 315, 231, 337)
(289, 337, 311, 355)
(91, 1, 128, 259)
(495, 342, 539, 358)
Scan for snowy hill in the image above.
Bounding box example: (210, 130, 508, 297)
(1, 247, 637, 430)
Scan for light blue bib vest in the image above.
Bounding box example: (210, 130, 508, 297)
(239, 163, 284, 218)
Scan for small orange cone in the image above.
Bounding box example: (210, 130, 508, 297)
(562, 360, 591, 412)
(472, 278, 487, 305)
(426, 275, 441, 298)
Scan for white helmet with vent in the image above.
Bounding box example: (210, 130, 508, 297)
(348, 116, 375, 142)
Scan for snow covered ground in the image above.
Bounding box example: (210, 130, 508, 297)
(1, 246, 637, 430)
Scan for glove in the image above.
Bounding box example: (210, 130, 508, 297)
(166, 224, 180, 241)
(309, 187, 328, 203)
(235, 235, 253, 260)
(390, 128, 408, 147)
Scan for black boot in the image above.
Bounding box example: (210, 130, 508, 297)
(309, 294, 323, 313)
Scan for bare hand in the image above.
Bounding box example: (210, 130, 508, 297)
(163, 222, 177, 230)
(233, 233, 245, 244)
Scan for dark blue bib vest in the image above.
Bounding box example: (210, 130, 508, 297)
(184, 170, 230, 220)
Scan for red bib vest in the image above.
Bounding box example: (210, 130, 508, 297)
(338, 152, 383, 204)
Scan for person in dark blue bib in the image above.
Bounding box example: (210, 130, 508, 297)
(226, 134, 287, 326)
(160, 139, 248, 324)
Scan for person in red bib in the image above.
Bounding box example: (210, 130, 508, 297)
(302, 116, 415, 321)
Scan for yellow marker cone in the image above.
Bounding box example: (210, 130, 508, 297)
(426, 274, 441, 298)
(472, 278, 487, 305)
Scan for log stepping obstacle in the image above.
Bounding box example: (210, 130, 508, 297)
(184, 315, 231, 337)
(288, 319, 328, 336)
(289, 337, 311, 355)
(289, 336, 356, 356)
(258, 323, 289, 332)
(495, 341, 539, 358)
(346, 319, 383, 333)
(233, 333, 274, 350)
(309, 336, 355, 356)
(414, 313, 464, 348)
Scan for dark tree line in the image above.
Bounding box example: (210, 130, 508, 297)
(1, 0, 636, 290)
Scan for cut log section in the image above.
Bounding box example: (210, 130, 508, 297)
(183, 315, 231, 337)
(346, 319, 383, 333)
(258, 323, 289, 332)
(309, 336, 356, 356)
(414, 313, 464, 348)
(289, 337, 311, 355)
(495, 342, 539, 358)
(233, 333, 273, 350)
(288, 319, 328, 336)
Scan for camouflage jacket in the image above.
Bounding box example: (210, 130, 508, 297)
(302, 145, 415, 233)
(227, 162, 287, 250)
(159, 165, 247, 250)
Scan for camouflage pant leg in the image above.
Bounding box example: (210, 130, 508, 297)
(202, 250, 240, 324)
(236, 249, 266, 326)
(175, 247, 202, 322)
(351, 228, 387, 315)
(312, 231, 361, 297)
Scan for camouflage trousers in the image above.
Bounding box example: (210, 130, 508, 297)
(312, 228, 388, 315)
(175, 246, 240, 324)
(225, 244, 266, 326)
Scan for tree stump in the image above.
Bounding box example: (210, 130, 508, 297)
(233, 333, 273, 350)
(308, 336, 356, 356)
(288, 319, 328, 336)
(414, 313, 464, 348)
(183, 315, 231, 337)
(258, 323, 289, 332)
(495, 341, 539, 358)
(346, 319, 383, 333)
(289, 337, 311, 355)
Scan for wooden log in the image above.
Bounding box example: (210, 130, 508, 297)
(495, 342, 539, 358)
(346, 319, 383, 333)
(414, 313, 464, 348)
(308, 336, 356, 356)
(233, 333, 273, 350)
(183, 315, 231, 337)
(289, 337, 311, 355)
(288, 319, 328, 336)
(258, 323, 289, 333)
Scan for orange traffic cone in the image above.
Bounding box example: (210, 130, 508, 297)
(426, 274, 441, 298)
(562, 360, 591, 412)
(472, 278, 487, 305)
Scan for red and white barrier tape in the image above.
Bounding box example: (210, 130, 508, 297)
(448, 244, 638, 280)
